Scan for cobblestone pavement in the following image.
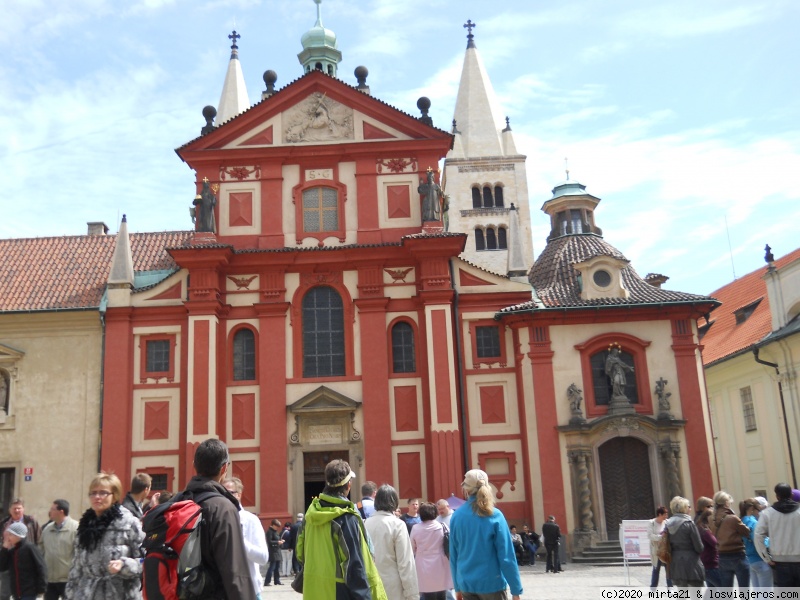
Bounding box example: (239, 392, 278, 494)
(259, 563, 656, 598)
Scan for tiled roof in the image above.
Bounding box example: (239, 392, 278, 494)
(0, 231, 192, 311)
(700, 247, 800, 366)
(524, 234, 713, 309)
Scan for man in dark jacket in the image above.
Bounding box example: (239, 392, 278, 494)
(0, 522, 47, 600)
(121, 473, 151, 520)
(180, 438, 256, 600)
(0, 498, 42, 600)
(541, 515, 562, 573)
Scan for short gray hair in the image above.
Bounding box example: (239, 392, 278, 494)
(670, 496, 691, 514)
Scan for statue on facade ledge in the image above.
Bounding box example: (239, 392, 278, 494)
(568, 383, 586, 424)
(655, 377, 674, 420)
(192, 178, 217, 233)
(418, 167, 443, 222)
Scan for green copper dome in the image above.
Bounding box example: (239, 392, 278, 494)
(298, 0, 342, 76)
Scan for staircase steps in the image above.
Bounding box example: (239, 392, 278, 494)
(571, 540, 651, 567)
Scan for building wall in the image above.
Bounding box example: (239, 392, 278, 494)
(0, 312, 101, 522)
(706, 339, 800, 502)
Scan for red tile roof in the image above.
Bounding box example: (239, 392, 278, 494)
(700, 248, 800, 366)
(0, 231, 192, 311)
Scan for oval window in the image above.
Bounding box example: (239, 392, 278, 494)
(593, 269, 612, 287)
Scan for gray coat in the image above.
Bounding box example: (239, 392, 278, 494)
(65, 505, 144, 600)
(665, 514, 705, 584)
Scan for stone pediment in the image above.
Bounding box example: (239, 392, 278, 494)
(0, 343, 25, 363)
(289, 386, 361, 413)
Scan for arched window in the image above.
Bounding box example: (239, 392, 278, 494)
(589, 348, 638, 405)
(472, 187, 482, 209)
(391, 322, 416, 373)
(475, 228, 485, 251)
(315, 62, 323, 71)
(327, 65, 333, 75)
(232, 329, 256, 381)
(0, 369, 9, 417)
(302, 286, 345, 378)
(494, 186, 504, 207)
(486, 227, 497, 250)
(482, 186, 493, 208)
(498, 227, 507, 249)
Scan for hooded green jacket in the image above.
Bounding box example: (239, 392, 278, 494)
(296, 493, 387, 600)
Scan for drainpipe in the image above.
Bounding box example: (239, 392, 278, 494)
(753, 346, 798, 488)
(449, 259, 470, 471)
(98, 312, 106, 473)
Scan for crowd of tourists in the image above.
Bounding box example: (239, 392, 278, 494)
(648, 484, 800, 590)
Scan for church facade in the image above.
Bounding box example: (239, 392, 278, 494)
(91, 6, 720, 551)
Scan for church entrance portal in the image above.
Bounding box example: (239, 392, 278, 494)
(599, 437, 654, 538)
(302, 450, 350, 512)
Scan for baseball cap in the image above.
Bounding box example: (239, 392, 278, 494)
(7, 522, 27, 538)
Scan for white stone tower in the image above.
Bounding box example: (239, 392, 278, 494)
(442, 21, 534, 279)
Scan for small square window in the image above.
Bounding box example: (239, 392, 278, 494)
(476, 326, 501, 358)
(146, 340, 170, 373)
(149, 473, 168, 491)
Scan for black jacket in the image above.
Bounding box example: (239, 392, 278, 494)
(542, 521, 561, 547)
(182, 476, 257, 600)
(0, 539, 47, 598)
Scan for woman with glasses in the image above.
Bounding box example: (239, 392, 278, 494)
(66, 472, 145, 599)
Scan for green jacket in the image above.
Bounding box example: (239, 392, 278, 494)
(297, 493, 387, 600)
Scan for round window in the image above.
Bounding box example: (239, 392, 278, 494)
(593, 269, 612, 287)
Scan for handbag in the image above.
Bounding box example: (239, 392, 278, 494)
(656, 529, 671, 565)
(442, 523, 450, 559)
(291, 567, 303, 594)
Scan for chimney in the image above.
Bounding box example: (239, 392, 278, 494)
(87, 222, 109, 235)
(645, 273, 669, 289)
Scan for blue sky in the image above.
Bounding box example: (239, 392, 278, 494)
(2, 0, 798, 295)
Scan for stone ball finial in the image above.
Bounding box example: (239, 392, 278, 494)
(263, 70, 278, 86)
(202, 105, 217, 122)
(417, 96, 431, 113)
(354, 65, 368, 85)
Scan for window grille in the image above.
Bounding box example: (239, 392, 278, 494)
(233, 329, 256, 381)
(146, 340, 170, 373)
(302, 287, 345, 378)
(476, 326, 501, 358)
(302, 187, 339, 232)
(740, 386, 757, 431)
(391, 322, 416, 373)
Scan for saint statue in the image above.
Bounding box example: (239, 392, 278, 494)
(605, 346, 634, 400)
(193, 179, 217, 233)
(418, 168, 443, 222)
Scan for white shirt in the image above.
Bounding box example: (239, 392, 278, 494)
(436, 510, 453, 528)
(239, 509, 268, 597)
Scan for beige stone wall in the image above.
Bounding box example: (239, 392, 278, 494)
(706, 338, 800, 502)
(0, 312, 102, 523)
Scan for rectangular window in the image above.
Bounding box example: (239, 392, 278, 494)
(302, 187, 339, 232)
(475, 326, 501, 358)
(146, 340, 171, 373)
(149, 473, 168, 491)
(741, 386, 757, 431)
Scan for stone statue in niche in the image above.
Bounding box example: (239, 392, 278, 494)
(284, 92, 354, 143)
(418, 168, 443, 222)
(655, 377, 674, 419)
(192, 179, 217, 233)
(605, 344, 634, 400)
(568, 383, 586, 424)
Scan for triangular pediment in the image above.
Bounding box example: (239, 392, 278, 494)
(177, 70, 452, 159)
(455, 258, 532, 294)
(289, 385, 361, 413)
(0, 343, 25, 362)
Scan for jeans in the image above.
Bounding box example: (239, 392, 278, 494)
(265, 559, 281, 584)
(750, 560, 773, 589)
(774, 562, 800, 588)
(523, 542, 537, 565)
(650, 560, 673, 587)
(718, 552, 750, 588)
(420, 592, 446, 600)
(705, 567, 721, 588)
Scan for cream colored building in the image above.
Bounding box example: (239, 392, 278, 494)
(702, 247, 800, 502)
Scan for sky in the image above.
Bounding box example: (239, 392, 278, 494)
(2, 0, 799, 296)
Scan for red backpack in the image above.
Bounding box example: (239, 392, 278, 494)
(142, 491, 217, 600)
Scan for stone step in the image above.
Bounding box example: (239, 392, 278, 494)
(580, 548, 626, 557)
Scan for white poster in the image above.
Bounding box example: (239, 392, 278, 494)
(619, 520, 651, 560)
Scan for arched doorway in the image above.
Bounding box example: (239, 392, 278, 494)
(598, 437, 654, 538)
